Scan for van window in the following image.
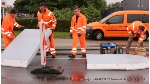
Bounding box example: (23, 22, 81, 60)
(142, 14, 149, 23)
(127, 14, 142, 23)
(104, 15, 123, 24)
(99, 14, 112, 23)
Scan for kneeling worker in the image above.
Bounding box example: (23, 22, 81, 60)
(126, 21, 146, 54)
(68, 6, 87, 58)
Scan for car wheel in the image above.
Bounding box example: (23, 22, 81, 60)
(143, 33, 148, 41)
(94, 31, 103, 40)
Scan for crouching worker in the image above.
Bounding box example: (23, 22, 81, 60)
(1, 8, 23, 49)
(126, 21, 146, 54)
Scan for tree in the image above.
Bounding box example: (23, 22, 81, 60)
(14, 0, 61, 13)
(14, 0, 107, 13)
(13, 0, 31, 13)
(87, 0, 107, 11)
(53, 8, 73, 20)
(13, 0, 107, 21)
(86, 0, 107, 19)
(107, 2, 121, 9)
(80, 5, 101, 22)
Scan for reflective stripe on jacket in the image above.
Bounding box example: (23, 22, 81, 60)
(70, 13, 87, 34)
(127, 21, 146, 43)
(1, 14, 21, 36)
(37, 8, 57, 29)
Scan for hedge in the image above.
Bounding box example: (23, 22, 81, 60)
(1, 18, 71, 32)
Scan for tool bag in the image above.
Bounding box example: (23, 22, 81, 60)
(100, 43, 117, 54)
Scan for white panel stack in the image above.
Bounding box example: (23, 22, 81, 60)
(1, 29, 52, 68)
(87, 54, 149, 70)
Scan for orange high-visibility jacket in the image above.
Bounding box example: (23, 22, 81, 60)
(1, 14, 21, 37)
(37, 8, 57, 30)
(70, 13, 87, 34)
(127, 21, 146, 43)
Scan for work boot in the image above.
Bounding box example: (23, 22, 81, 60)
(46, 52, 50, 58)
(68, 54, 75, 58)
(52, 54, 56, 58)
(82, 54, 86, 58)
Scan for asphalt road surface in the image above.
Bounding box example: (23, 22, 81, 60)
(1, 50, 149, 84)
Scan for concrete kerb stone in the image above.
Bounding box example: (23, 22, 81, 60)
(1, 39, 149, 50)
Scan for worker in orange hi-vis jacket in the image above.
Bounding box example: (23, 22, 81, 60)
(68, 6, 87, 58)
(126, 21, 146, 54)
(37, 2, 57, 58)
(1, 8, 23, 49)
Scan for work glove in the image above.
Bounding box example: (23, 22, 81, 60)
(21, 26, 25, 28)
(20, 26, 25, 30)
(77, 32, 82, 37)
(70, 34, 72, 38)
(51, 29, 54, 32)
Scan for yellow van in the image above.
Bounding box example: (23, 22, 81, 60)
(86, 10, 149, 41)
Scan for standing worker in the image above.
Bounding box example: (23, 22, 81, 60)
(1, 8, 22, 49)
(126, 21, 146, 54)
(68, 6, 87, 58)
(37, 2, 57, 58)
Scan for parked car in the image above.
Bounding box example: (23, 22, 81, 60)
(86, 10, 149, 41)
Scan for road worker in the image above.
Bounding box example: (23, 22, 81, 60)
(68, 6, 87, 58)
(126, 21, 146, 54)
(37, 2, 57, 58)
(1, 8, 22, 49)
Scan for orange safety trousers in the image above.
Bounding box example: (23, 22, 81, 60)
(2, 34, 14, 49)
(45, 32, 56, 56)
(71, 32, 86, 55)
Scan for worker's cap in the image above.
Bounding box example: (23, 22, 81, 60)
(139, 26, 145, 31)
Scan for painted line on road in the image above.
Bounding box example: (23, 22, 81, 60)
(47, 57, 86, 59)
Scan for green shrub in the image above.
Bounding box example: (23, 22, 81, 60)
(80, 5, 101, 22)
(56, 19, 71, 32)
(16, 18, 38, 31)
(53, 6, 102, 23)
(53, 8, 74, 20)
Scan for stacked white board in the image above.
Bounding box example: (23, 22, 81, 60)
(87, 54, 149, 70)
(1, 29, 52, 68)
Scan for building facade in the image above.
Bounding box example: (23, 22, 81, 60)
(121, 0, 149, 10)
(102, 0, 149, 18)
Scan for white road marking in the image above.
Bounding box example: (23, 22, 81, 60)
(47, 58, 86, 59)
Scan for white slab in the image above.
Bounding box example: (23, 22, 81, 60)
(1, 29, 52, 68)
(122, 55, 149, 70)
(87, 54, 149, 70)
